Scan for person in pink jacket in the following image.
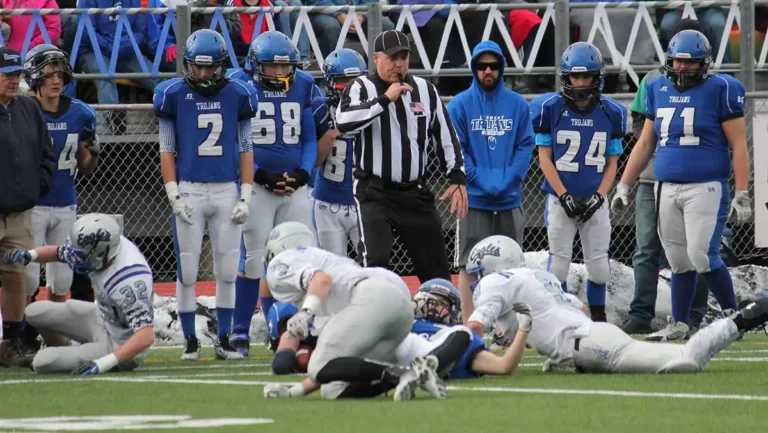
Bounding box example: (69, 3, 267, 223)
(2, 0, 62, 53)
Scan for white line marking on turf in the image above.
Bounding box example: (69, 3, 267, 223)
(446, 386, 768, 401)
(140, 362, 270, 371)
(713, 357, 768, 362)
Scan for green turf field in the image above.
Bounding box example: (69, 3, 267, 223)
(1, 334, 767, 433)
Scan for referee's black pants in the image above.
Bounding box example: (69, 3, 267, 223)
(353, 176, 451, 283)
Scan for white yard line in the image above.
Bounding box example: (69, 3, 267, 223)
(140, 362, 270, 371)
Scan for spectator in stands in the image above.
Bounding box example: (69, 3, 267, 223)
(2, 0, 62, 54)
(0, 46, 54, 367)
(447, 40, 534, 324)
(188, 0, 243, 45)
(145, 0, 179, 72)
(304, 0, 394, 59)
(1, 17, 10, 44)
(76, 0, 156, 135)
(233, 0, 311, 68)
(270, 0, 312, 68)
(620, 19, 711, 335)
(660, 4, 731, 64)
(396, 0, 464, 69)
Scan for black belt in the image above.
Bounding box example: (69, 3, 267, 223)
(356, 172, 423, 191)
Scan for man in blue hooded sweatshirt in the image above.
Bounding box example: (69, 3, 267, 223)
(447, 41, 534, 324)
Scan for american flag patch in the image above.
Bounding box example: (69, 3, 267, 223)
(410, 102, 424, 115)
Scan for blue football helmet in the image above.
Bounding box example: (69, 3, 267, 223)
(559, 42, 604, 102)
(414, 278, 461, 326)
(665, 29, 711, 88)
(183, 29, 229, 94)
(323, 48, 367, 107)
(248, 31, 299, 92)
(23, 44, 73, 91)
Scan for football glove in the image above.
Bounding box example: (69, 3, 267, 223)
(71, 353, 118, 376)
(578, 193, 605, 223)
(254, 169, 286, 192)
(230, 183, 252, 225)
(82, 127, 100, 157)
(164, 182, 195, 225)
(264, 383, 291, 398)
(610, 182, 631, 214)
(558, 192, 583, 219)
(512, 302, 532, 332)
(2, 249, 32, 266)
(728, 190, 751, 226)
(287, 309, 313, 340)
(284, 169, 310, 190)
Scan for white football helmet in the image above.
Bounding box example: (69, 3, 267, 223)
(264, 222, 317, 266)
(466, 235, 525, 278)
(65, 213, 122, 273)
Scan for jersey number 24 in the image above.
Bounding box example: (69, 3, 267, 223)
(555, 130, 606, 173)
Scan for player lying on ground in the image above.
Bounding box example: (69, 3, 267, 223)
(530, 42, 626, 322)
(227, 32, 320, 356)
(2, 214, 155, 375)
(155, 29, 258, 361)
(463, 235, 768, 373)
(612, 29, 752, 342)
(258, 222, 446, 401)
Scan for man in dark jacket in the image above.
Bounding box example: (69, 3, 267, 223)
(0, 46, 55, 367)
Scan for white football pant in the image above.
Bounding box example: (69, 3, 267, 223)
(545, 195, 611, 285)
(173, 181, 241, 314)
(241, 183, 314, 279)
(26, 205, 77, 296)
(313, 199, 359, 257)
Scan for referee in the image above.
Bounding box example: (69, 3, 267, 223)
(335, 30, 467, 282)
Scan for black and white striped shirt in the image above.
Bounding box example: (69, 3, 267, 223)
(335, 73, 465, 185)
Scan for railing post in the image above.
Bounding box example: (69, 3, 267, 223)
(176, 4, 192, 77)
(367, 2, 383, 72)
(740, 0, 755, 190)
(554, 0, 569, 90)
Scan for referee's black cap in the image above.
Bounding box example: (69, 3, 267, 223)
(374, 30, 414, 56)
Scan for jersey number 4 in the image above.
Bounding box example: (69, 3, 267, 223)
(197, 113, 223, 157)
(58, 133, 79, 176)
(253, 102, 301, 145)
(656, 107, 699, 146)
(555, 130, 606, 173)
(323, 139, 346, 182)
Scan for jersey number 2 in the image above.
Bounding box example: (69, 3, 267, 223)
(197, 113, 223, 156)
(58, 133, 79, 176)
(555, 130, 606, 173)
(323, 139, 346, 182)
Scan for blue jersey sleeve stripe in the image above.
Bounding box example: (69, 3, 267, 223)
(538, 94, 558, 129)
(606, 137, 623, 156)
(231, 79, 257, 114)
(713, 75, 733, 114)
(535, 133, 552, 146)
(604, 98, 627, 135)
(105, 270, 153, 295)
(104, 264, 151, 291)
(158, 79, 183, 114)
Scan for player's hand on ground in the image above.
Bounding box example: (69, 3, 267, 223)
(558, 192, 583, 219)
(287, 309, 313, 340)
(264, 383, 291, 398)
(578, 193, 604, 223)
(728, 190, 752, 226)
(384, 81, 412, 102)
(171, 197, 195, 225)
(440, 184, 468, 219)
(71, 361, 100, 376)
(231, 199, 250, 225)
(610, 182, 630, 214)
(2, 249, 31, 266)
(512, 302, 532, 332)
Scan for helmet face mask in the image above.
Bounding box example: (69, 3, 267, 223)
(183, 30, 229, 96)
(323, 48, 367, 107)
(24, 45, 73, 93)
(248, 32, 300, 92)
(664, 29, 711, 89)
(414, 279, 461, 325)
(558, 42, 604, 103)
(67, 214, 122, 274)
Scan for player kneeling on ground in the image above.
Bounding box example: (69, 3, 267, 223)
(2, 214, 155, 375)
(259, 222, 446, 401)
(395, 279, 531, 379)
(464, 235, 768, 374)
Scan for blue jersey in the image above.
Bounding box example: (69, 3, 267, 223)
(531, 93, 626, 197)
(154, 78, 258, 183)
(411, 319, 488, 380)
(646, 74, 745, 183)
(226, 68, 319, 174)
(310, 97, 355, 206)
(266, 301, 299, 346)
(38, 96, 97, 207)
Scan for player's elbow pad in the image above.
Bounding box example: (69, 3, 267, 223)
(272, 349, 297, 375)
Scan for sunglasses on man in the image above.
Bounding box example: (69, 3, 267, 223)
(475, 62, 501, 72)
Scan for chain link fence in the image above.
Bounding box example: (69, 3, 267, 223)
(64, 95, 764, 284)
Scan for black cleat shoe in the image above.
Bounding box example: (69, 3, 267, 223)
(180, 335, 200, 361)
(738, 293, 768, 331)
(621, 319, 653, 335)
(215, 335, 245, 360)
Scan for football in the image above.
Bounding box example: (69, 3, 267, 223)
(295, 344, 313, 373)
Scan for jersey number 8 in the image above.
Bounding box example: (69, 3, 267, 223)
(555, 130, 606, 173)
(253, 102, 301, 145)
(323, 139, 346, 182)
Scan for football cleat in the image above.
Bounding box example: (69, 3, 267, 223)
(229, 332, 250, 357)
(644, 316, 689, 342)
(393, 364, 421, 402)
(180, 335, 201, 361)
(215, 335, 245, 360)
(415, 355, 447, 399)
(737, 294, 768, 330)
